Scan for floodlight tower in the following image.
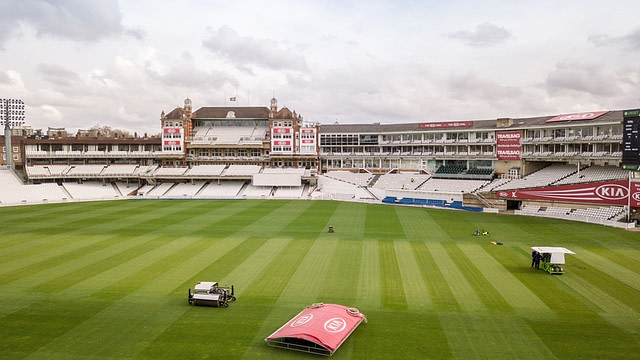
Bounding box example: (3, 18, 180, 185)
(0, 98, 25, 169)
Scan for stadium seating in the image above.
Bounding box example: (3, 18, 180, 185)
(492, 164, 579, 190)
(101, 164, 139, 177)
(313, 175, 375, 201)
(153, 167, 189, 176)
(163, 181, 207, 197)
(185, 165, 226, 176)
(272, 186, 306, 199)
(194, 181, 245, 198)
(554, 165, 629, 185)
(417, 178, 488, 193)
(241, 185, 274, 198)
(323, 171, 373, 186)
(62, 182, 121, 200)
(224, 165, 261, 176)
(372, 173, 431, 190)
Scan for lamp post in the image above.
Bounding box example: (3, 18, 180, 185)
(0, 98, 25, 169)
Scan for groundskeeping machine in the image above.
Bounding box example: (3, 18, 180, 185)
(531, 247, 575, 275)
(188, 281, 236, 307)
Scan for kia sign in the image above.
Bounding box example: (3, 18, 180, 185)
(496, 131, 521, 160)
(496, 180, 629, 205)
(632, 182, 640, 207)
(546, 111, 608, 123)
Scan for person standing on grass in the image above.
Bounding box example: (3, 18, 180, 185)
(533, 251, 542, 269)
(531, 250, 537, 268)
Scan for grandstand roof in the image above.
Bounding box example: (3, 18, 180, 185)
(319, 110, 623, 133)
(193, 106, 270, 119)
(23, 137, 160, 144)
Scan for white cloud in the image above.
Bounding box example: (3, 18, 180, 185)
(202, 26, 309, 73)
(448, 23, 512, 48)
(1, 1, 640, 135)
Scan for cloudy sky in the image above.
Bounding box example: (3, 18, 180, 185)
(2, 0, 640, 135)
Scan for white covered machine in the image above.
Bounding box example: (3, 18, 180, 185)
(531, 246, 575, 275)
(188, 281, 236, 307)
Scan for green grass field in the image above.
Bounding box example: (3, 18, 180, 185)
(0, 199, 639, 359)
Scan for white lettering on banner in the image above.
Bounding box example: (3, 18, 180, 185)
(291, 314, 313, 327)
(595, 184, 627, 200)
(558, 113, 596, 121)
(497, 133, 521, 139)
(511, 191, 517, 198)
(632, 192, 640, 201)
(324, 318, 347, 333)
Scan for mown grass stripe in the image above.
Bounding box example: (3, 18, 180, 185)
(558, 270, 639, 334)
(459, 243, 552, 314)
(442, 242, 512, 312)
(23, 234, 252, 359)
(572, 246, 640, 291)
(0, 200, 638, 359)
(278, 200, 340, 237)
(427, 242, 484, 311)
(394, 240, 431, 310)
(356, 239, 382, 309)
(242, 238, 315, 303)
(524, 313, 640, 359)
(277, 236, 339, 305)
(0, 234, 114, 277)
(496, 246, 597, 315)
(394, 206, 443, 241)
(320, 238, 363, 305)
(410, 241, 459, 311)
(218, 237, 292, 296)
(379, 240, 408, 310)
(365, 204, 405, 240)
(440, 311, 556, 360)
(21, 216, 275, 359)
(323, 200, 366, 239)
(4, 235, 202, 359)
(566, 248, 640, 312)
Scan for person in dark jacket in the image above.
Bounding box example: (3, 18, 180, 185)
(533, 251, 542, 269)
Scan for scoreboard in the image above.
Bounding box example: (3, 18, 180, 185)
(622, 109, 640, 169)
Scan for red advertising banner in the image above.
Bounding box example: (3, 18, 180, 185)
(631, 181, 640, 207)
(546, 111, 608, 123)
(301, 129, 315, 133)
(496, 131, 521, 160)
(418, 121, 473, 129)
(163, 128, 180, 134)
(163, 140, 180, 146)
(496, 179, 630, 205)
(273, 140, 291, 146)
(273, 128, 291, 133)
(302, 139, 314, 144)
